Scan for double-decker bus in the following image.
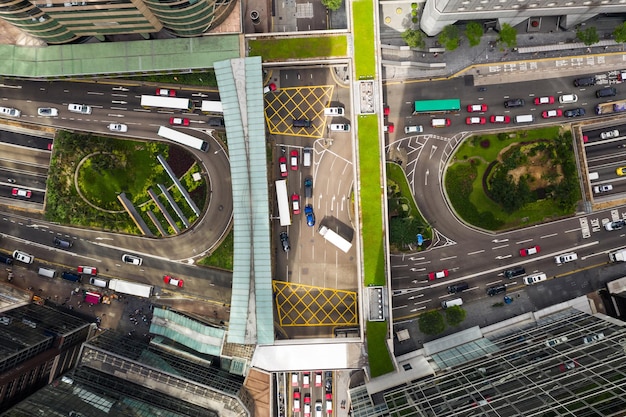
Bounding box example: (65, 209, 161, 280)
(413, 99, 461, 114)
(201, 100, 224, 114)
(157, 126, 209, 152)
(141, 95, 194, 111)
(275, 179, 291, 226)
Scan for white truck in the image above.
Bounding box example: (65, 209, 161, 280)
(318, 225, 352, 253)
(108, 279, 153, 298)
(609, 249, 626, 263)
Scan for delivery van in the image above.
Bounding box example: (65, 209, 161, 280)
(61, 271, 81, 282)
(441, 298, 463, 309)
(89, 277, 108, 288)
(303, 147, 312, 167)
(515, 114, 534, 123)
(558, 94, 578, 104)
(38, 267, 56, 278)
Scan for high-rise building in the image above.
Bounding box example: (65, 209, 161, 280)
(0, 303, 94, 413)
(349, 302, 626, 416)
(0, 0, 237, 44)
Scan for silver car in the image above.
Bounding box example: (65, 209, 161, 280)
(108, 123, 128, 132)
(37, 107, 59, 117)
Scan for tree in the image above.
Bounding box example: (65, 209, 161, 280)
(445, 305, 466, 326)
(402, 29, 426, 49)
(497, 23, 517, 48)
(438, 25, 460, 51)
(321, 0, 342, 11)
(418, 311, 445, 335)
(576, 27, 599, 46)
(614, 22, 626, 43)
(465, 22, 483, 47)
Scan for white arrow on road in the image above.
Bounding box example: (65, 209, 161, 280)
(408, 257, 424, 261)
(95, 237, 114, 241)
(107, 114, 125, 118)
(192, 93, 209, 98)
(495, 255, 513, 260)
(424, 169, 429, 186)
(409, 268, 425, 272)
(492, 239, 509, 243)
(112, 87, 129, 91)
(111, 100, 127, 105)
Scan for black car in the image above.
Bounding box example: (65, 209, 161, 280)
(564, 108, 585, 118)
(447, 282, 469, 294)
(574, 76, 596, 87)
(280, 231, 290, 252)
(504, 266, 526, 279)
(304, 176, 313, 199)
(486, 284, 507, 297)
(504, 98, 525, 108)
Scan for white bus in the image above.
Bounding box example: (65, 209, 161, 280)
(275, 179, 291, 226)
(318, 225, 352, 253)
(157, 126, 209, 152)
(141, 95, 194, 111)
(108, 279, 153, 298)
(201, 100, 223, 114)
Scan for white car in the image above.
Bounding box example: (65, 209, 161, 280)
(0, 107, 21, 117)
(605, 220, 624, 231)
(108, 123, 128, 132)
(68, 103, 92, 114)
(593, 184, 613, 193)
(554, 252, 577, 265)
(545, 335, 568, 347)
(601, 129, 620, 139)
(37, 107, 59, 117)
(330, 123, 350, 132)
(13, 250, 34, 264)
(583, 333, 605, 344)
(122, 254, 142, 265)
(324, 107, 345, 116)
(523, 272, 547, 285)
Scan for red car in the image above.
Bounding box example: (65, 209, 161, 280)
(467, 104, 488, 112)
(326, 392, 333, 414)
(542, 109, 562, 118)
(293, 389, 301, 413)
(292, 193, 301, 215)
(466, 117, 486, 125)
(384, 123, 395, 133)
(490, 115, 510, 124)
(428, 269, 449, 280)
(520, 245, 541, 257)
(302, 371, 310, 388)
(11, 188, 32, 198)
(290, 150, 299, 170)
(304, 393, 311, 417)
(383, 105, 390, 116)
(77, 266, 97, 276)
(279, 156, 288, 177)
(314, 371, 322, 387)
(534, 96, 555, 105)
(156, 88, 176, 97)
(169, 117, 190, 126)
(163, 275, 184, 288)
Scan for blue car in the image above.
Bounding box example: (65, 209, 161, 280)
(305, 204, 315, 227)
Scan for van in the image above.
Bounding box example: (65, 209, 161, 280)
(441, 298, 463, 309)
(558, 94, 578, 104)
(596, 87, 617, 98)
(404, 125, 424, 134)
(293, 119, 311, 128)
(504, 98, 525, 108)
(89, 277, 108, 288)
(515, 114, 534, 124)
(447, 282, 469, 294)
(431, 118, 450, 128)
(38, 267, 56, 278)
(303, 147, 312, 167)
(0, 254, 13, 265)
(68, 103, 92, 114)
(53, 237, 73, 249)
(523, 272, 547, 285)
(589, 172, 599, 180)
(574, 77, 596, 87)
(61, 271, 81, 282)
(324, 107, 344, 116)
(504, 266, 526, 279)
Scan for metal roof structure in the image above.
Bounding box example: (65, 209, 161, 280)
(214, 56, 274, 346)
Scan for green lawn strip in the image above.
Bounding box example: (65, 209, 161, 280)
(366, 320, 395, 377)
(248, 36, 348, 61)
(198, 229, 234, 270)
(352, 0, 376, 78)
(127, 71, 218, 88)
(386, 162, 431, 241)
(358, 114, 385, 287)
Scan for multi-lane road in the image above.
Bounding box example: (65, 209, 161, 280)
(384, 70, 626, 319)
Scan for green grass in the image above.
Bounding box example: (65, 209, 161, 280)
(198, 229, 234, 270)
(127, 71, 218, 88)
(358, 114, 385, 287)
(248, 36, 348, 61)
(366, 320, 395, 377)
(353, 0, 376, 78)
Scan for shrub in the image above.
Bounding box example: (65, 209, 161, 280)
(418, 311, 445, 335)
(445, 306, 466, 326)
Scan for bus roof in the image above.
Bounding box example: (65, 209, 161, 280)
(413, 99, 461, 113)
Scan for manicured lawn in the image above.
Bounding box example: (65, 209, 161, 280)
(248, 36, 348, 61)
(353, 0, 376, 78)
(367, 320, 395, 377)
(198, 229, 234, 270)
(359, 114, 385, 287)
